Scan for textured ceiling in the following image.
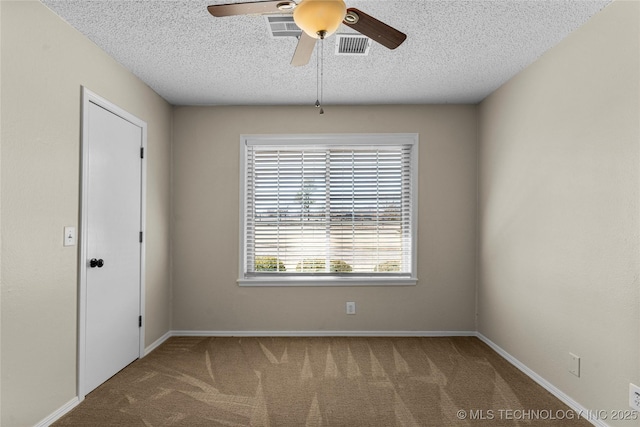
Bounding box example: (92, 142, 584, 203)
(40, 0, 611, 106)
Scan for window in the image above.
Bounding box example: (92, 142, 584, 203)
(239, 134, 418, 286)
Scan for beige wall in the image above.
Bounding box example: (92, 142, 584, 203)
(478, 0, 639, 423)
(0, 2, 172, 426)
(172, 105, 478, 332)
(0, 1, 3, 423)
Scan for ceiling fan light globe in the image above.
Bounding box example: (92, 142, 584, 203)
(293, 0, 346, 39)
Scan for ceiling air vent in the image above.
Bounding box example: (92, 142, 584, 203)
(265, 15, 302, 38)
(335, 34, 371, 56)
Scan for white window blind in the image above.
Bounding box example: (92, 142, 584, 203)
(240, 134, 418, 286)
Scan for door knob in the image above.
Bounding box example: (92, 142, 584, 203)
(90, 258, 104, 268)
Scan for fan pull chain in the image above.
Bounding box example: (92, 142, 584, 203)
(320, 36, 324, 114)
(315, 31, 325, 115)
(315, 39, 320, 109)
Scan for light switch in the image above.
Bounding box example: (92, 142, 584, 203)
(64, 226, 76, 246)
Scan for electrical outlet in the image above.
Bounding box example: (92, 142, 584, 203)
(346, 301, 356, 315)
(630, 383, 640, 411)
(569, 353, 580, 377)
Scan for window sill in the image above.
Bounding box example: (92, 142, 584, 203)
(237, 277, 418, 287)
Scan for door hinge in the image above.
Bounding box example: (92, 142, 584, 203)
(139, 315, 142, 328)
(140, 147, 144, 159)
(139, 231, 143, 243)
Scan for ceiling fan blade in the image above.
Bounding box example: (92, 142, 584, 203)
(291, 32, 316, 66)
(207, 1, 292, 17)
(343, 8, 406, 50)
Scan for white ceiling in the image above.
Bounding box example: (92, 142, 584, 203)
(40, 0, 611, 106)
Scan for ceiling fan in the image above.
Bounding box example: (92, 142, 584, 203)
(207, 0, 407, 66)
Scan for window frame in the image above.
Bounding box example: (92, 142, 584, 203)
(238, 133, 419, 287)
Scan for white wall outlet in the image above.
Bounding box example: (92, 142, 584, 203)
(630, 383, 640, 411)
(569, 353, 580, 377)
(346, 301, 356, 315)
(63, 226, 76, 246)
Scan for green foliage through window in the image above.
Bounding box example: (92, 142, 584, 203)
(374, 260, 401, 272)
(295, 259, 353, 273)
(255, 256, 286, 272)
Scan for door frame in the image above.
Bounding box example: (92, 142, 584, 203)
(78, 87, 147, 400)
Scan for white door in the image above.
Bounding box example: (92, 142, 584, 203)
(83, 98, 144, 394)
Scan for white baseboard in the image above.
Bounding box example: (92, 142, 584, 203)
(34, 397, 79, 427)
(171, 330, 477, 337)
(144, 330, 172, 356)
(476, 333, 609, 427)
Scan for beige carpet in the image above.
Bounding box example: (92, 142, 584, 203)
(54, 336, 591, 426)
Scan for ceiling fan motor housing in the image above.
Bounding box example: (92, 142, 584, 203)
(293, 0, 347, 39)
